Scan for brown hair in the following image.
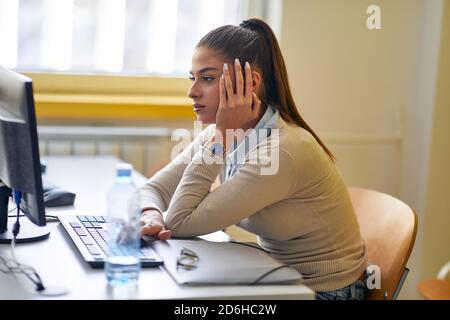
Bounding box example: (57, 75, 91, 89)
(197, 18, 335, 161)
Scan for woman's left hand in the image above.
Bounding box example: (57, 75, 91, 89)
(215, 59, 262, 138)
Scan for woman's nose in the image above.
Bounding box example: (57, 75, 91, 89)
(188, 82, 200, 99)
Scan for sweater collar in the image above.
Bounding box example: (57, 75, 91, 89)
(225, 105, 279, 168)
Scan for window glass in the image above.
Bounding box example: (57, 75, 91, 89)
(0, 0, 245, 75)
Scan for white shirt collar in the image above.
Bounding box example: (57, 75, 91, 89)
(225, 106, 279, 179)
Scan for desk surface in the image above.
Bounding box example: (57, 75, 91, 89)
(0, 156, 314, 300)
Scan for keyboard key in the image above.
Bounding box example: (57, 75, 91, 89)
(141, 254, 156, 260)
(97, 230, 107, 239)
(87, 216, 97, 222)
(79, 235, 93, 245)
(96, 240, 108, 251)
(70, 222, 81, 228)
(143, 257, 156, 261)
(85, 244, 101, 256)
(82, 221, 93, 228)
(140, 248, 157, 260)
(88, 229, 100, 237)
(78, 216, 88, 222)
(75, 229, 87, 236)
(91, 222, 102, 229)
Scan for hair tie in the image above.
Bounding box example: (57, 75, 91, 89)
(239, 19, 263, 33)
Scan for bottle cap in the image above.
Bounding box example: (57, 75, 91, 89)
(116, 163, 133, 177)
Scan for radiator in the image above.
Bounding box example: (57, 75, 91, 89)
(37, 126, 404, 197)
(37, 126, 178, 177)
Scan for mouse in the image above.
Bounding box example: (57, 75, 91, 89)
(43, 188, 76, 207)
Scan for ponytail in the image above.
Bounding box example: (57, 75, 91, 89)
(198, 18, 335, 161)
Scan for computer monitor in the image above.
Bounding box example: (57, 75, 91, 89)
(0, 65, 49, 243)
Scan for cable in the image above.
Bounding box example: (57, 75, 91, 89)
(8, 211, 59, 223)
(12, 190, 21, 239)
(251, 264, 292, 285)
(1, 191, 66, 295)
(3, 189, 46, 292)
(0, 255, 45, 292)
(227, 241, 297, 285)
(9, 191, 59, 223)
(19, 200, 59, 222)
(228, 240, 270, 253)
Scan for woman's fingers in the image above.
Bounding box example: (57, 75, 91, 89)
(223, 63, 235, 106)
(244, 61, 252, 105)
(141, 222, 172, 240)
(158, 228, 172, 241)
(219, 73, 226, 108)
(140, 210, 170, 240)
(251, 92, 261, 113)
(234, 58, 244, 98)
(140, 223, 160, 237)
(218, 59, 259, 132)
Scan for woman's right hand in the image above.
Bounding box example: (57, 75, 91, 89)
(140, 209, 172, 240)
(215, 59, 262, 136)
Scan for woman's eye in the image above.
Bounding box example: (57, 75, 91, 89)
(188, 76, 215, 82)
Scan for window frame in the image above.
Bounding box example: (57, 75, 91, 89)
(15, 0, 280, 123)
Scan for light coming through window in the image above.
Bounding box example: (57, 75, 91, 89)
(0, 0, 245, 75)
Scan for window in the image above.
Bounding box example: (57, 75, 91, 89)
(0, 0, 281, 121)
(0, 0, 246, 75)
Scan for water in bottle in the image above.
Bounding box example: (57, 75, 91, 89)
(104, 163, 141, 286)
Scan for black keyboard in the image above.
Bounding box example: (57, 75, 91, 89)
(59, 215, 164, 268)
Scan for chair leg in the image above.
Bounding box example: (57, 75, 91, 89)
(393, 268, 409, 300)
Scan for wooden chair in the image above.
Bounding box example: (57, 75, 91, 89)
(417, 262, 450, 300)
(348, 187, 418, 300)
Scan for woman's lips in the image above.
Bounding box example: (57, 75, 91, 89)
(193, 104, 206, 112)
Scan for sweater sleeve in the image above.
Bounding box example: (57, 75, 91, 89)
(139, 126, 212, 214)
(164, 144, 297, 237)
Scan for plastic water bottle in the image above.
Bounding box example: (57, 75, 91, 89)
(104, 163, 141, 286)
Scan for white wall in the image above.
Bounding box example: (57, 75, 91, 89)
(279, 0, 444, 299)
(420, 0, 450, 290)
(399, 0, 444, 300)
(281, 0, 418, 195)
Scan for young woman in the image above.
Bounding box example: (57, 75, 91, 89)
(139, 18, 368, 300)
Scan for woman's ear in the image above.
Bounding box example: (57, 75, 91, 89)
(251, 70, 262, 95)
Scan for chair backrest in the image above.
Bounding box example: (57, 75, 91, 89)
(348, 187, 418, 300)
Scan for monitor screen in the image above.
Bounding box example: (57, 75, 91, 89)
(0, 65, 49, 243)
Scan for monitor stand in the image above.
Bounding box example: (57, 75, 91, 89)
(0, 185, 50, 244)
(0, 218, 50, 243)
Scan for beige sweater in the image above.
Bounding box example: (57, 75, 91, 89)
(139, 116, 367, 292)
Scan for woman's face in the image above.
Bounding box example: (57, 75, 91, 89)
(188, 47, 226, 124)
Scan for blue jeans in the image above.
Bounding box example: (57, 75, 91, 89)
(315, 280, 366, 300)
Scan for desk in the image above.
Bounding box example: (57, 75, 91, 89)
(0, 156, 314, 300)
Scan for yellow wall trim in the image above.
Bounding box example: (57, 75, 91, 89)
(24, 72, 192, 95)
(23, 72, 195, 121)
(35, 94, 195, 120)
